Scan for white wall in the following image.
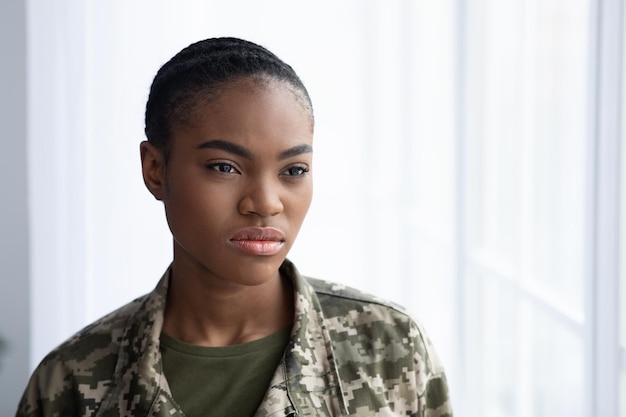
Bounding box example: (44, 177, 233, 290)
(0, 0, 30, 414)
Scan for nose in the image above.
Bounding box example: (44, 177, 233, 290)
(238, 177, 284, 217)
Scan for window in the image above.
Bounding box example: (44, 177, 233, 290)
(460, 1, 589, 415)
(459, 0, 623, 415)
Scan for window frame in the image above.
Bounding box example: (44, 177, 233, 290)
(586, 0, 623, 415)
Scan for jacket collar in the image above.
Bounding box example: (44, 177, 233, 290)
(279, 260, 349, 415)
(105, 260, 348, 416)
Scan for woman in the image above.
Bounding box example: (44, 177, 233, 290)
(16, 37, 452, 417)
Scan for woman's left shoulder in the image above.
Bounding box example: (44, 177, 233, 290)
(306, 277, 421, 336)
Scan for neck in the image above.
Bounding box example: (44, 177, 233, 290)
(162, 261, 294, 347)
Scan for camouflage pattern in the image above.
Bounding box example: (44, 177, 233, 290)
(16, 260, 452, 417)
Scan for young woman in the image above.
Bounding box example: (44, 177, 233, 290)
(16, 37, 452, 417)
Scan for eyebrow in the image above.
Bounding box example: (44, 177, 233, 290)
(278, 144, 313, 160)
(197, 140, 312, 160)
(197, 140, 252, 159)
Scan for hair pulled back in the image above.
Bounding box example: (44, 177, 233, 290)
(144, 37, 313, 156)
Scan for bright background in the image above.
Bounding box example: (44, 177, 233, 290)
(1, 1, 625, 416)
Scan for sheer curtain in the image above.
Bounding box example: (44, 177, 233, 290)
(23, 1, 624, 416)
(460, 0, 589, 415)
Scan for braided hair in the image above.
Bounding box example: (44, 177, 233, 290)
(144, 37, 314, 161)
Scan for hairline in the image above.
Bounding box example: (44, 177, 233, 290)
(158, 74, 314, 170)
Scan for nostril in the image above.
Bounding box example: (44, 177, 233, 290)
(238, 190, 283, 217)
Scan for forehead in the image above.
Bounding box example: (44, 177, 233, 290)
(171, 78, 314, 151)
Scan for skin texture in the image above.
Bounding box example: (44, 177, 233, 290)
(140, 78, 313, 346)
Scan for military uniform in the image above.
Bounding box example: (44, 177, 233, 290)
(16, 260, 453, 417)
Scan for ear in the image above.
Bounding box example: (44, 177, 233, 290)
(140, 141, 166, 201)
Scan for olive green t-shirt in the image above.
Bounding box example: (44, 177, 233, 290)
(160, 327, 291, 417)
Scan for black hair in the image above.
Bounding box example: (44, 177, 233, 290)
(144, 37, 313, 160)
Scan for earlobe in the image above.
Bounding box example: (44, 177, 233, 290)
(140, 141, 166, 201)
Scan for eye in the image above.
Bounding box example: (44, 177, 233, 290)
(281, 165, 310, 177)
(206, 162, 240, 174)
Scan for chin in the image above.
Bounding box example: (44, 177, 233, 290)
(221, 255, 285, 286)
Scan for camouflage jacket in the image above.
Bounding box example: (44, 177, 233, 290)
(17, 260, 452, 417)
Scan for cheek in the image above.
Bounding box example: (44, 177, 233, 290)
(163, 183, 219, 235)
(291, 183, 313, 219)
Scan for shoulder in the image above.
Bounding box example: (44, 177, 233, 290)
(306, 276, 446, 377)
(306, 276, 409, 313)
(16, 294, 149, 417)
(306, 276, 416, 332)
(45, 293, 147, 364)
(304, 276, 452, 414)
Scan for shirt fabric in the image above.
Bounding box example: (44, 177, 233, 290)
(160, 327, 291, 416)
(16, 259, 453, 417)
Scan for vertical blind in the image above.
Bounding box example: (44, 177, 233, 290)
(24, 0, 624, 416)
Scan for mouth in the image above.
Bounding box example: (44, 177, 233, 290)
(228, 227, 286, 256)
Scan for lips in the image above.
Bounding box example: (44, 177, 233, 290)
(228, 227, 285, 256)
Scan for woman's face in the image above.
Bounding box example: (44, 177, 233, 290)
(155, 78, 313, 287)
